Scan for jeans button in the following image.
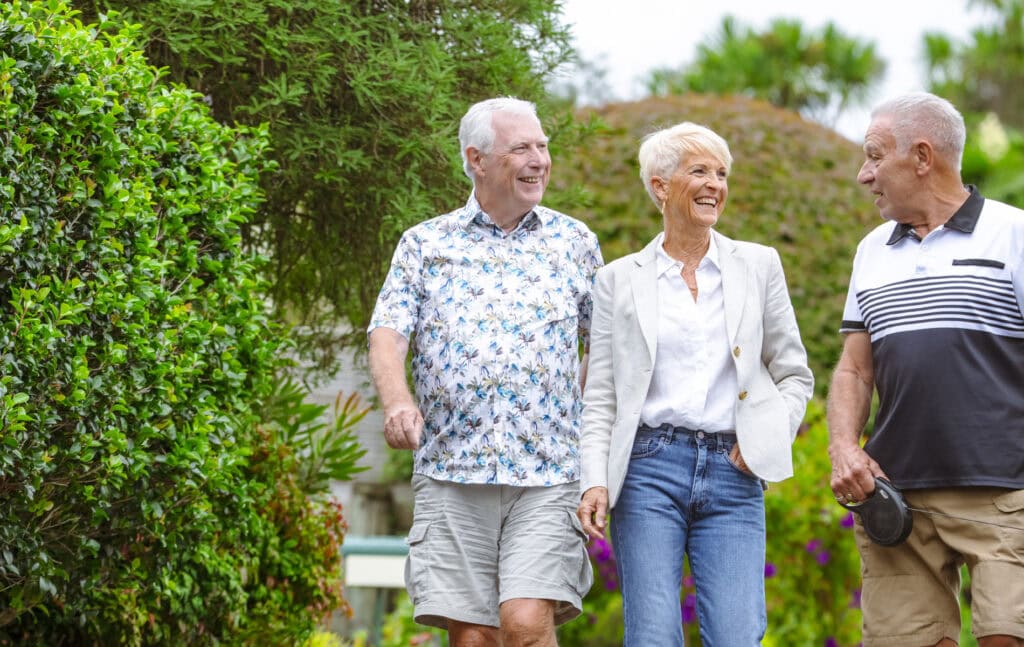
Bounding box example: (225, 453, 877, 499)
(697, 431, 705, 439)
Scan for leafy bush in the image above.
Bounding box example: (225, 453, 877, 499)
(762, 399, 861, 646)
(71, 0, 584, 369)
(0, 2, 359, 643)
(962, 112, 1024, 207)
(259, 376, 370, 493)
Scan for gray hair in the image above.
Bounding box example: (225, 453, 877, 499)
(458, 97, 539, 180)
(638, 122, 733, 207)
(871, 92, 966, 172)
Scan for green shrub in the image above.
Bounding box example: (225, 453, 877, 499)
(71, 0, 582, 370)
(762, 399, 861, 646)
(0, 2, 357, 643)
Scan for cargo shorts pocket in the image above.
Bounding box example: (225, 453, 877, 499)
(993, 489, 1024, 546)
(993, 489, 1024, 513)
(404, 521, 430, 598)
(564, 511, 594, 596)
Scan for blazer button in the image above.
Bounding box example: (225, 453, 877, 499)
(738, 390, 748, 401)
(733, 346, 741, 358)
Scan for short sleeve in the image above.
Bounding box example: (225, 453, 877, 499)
(368, 230, 423, 340)
(839, 247, 865, 334)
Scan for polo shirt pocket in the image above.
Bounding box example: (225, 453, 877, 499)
(952, 258, 1005, 269)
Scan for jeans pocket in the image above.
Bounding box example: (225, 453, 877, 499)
(629, 429, 666, 459)
(719, 448, 759, 482)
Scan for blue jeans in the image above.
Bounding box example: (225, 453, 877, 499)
(611, 424, 767, 647)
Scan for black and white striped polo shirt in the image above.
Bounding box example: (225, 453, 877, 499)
(840, 186, 1024, 489)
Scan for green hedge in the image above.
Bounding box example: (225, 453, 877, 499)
(0, 2, 347, 643)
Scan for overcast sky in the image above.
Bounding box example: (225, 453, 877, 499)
(558, 0, 992, 140)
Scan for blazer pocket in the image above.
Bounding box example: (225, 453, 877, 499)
(952, 258, 1005, 269)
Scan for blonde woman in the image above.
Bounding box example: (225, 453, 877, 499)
(577, 122, 813, 646)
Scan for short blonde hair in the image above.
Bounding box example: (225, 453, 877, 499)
(638, 122, 733, 207)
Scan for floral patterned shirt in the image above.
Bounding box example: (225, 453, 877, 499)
(369, 194, 603, 486)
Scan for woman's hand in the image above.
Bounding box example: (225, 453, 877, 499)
(729, 444, 754, 476)
(577, 486, 609, 540)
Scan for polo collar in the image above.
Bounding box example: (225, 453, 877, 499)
(886, 184, 984, 244)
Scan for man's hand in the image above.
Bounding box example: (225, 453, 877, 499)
(383, 403, 423, 450)
(829, 443, 886, 505)
(577, 486, 609, 540)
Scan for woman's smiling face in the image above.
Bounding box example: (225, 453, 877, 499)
(660, 153, 729, 229)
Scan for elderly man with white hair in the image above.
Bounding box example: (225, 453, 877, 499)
(368, 97, 601, 647)
(828, 92, 1024, 647)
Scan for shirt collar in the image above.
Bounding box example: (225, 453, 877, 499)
(886, 184, 984, 245)
(654, 231, 720, 277)
(459, 193, 542, 232)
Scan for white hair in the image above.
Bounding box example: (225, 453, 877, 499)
(638, 122, 733, 207)
(458, 97, 539, 180)
(871, 92, 966, 172)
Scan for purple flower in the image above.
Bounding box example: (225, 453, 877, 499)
(805, 538, 823, 553)
(825, 638, 839, 647)
(816, 550, 831, 565)
(588, 537, 614, 563)
(841, 512, 856, 529)
(849, 587, 862, 609)
(682, 575, 694, 588)
(680, 593, 697, 625)
(764, 562, 777, 578)
(603, 578, 618, 591)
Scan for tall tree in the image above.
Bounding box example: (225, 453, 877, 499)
(74, 0, 578, 371)
(923, 0, 1024, 129)
(645, 15, 885, 127)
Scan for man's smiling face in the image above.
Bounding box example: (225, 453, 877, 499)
(471, 111, 550, 223)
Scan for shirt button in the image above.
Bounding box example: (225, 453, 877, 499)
(738, 391, 748, 401)
(733, 346, 741, 358)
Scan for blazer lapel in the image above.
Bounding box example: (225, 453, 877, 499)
(631, 237, 661, 364)
(716, 231, 746, 344)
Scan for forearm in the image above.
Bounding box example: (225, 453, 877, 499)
(826, 366, 872, 453)
(368, 328, 416, 410)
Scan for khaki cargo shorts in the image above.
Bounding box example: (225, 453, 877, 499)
(403, 475, 593, 629)
(855, 487, 1024, 646)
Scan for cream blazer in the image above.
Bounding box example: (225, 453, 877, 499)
(580, 231, 814, 508)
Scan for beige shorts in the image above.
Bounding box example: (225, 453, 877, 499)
(403, 475, 592, 630)
(855, 487, 1024, 646)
